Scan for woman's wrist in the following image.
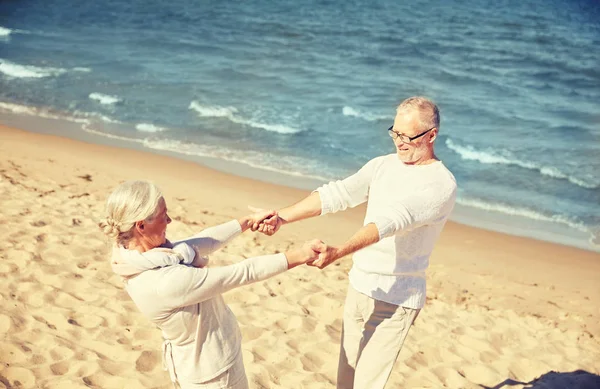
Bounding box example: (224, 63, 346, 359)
(284, 245, 315, 269)
(283, 249, 303, 269)
(237, 217, 250, 232)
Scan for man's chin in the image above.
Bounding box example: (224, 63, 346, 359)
(396, 153, 411, 162)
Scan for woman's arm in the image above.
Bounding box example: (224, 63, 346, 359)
(158, 240, 321, 308)
(173, 210, 277, 258)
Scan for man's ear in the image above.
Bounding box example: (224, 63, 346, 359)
(428, 128, 438, 143)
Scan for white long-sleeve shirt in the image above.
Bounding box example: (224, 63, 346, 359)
(316, 154, 457, 309)
(121, 220, 289, 384)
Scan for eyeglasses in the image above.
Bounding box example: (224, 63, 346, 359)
(387, 126, 435, 143)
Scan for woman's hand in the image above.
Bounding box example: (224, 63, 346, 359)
(253, 214, 283, 236)
(284, 239, 325, 269)
(238, 207, 277, 233)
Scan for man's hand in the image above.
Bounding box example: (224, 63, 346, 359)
(285, 239, 324, 269)
(307, 241, 340, 269)
(239, 206, 277, 233)
(256, 214, 283, 236)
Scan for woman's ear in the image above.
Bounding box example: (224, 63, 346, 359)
(135, 220, 145, 234)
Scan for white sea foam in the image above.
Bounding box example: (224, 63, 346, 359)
(0, 101, 89, 124)
(189, 101, 237, 118)
(235, 118, 300, 134)
(89, 93, 121, 105)
(0, 101, 40, 116)
(136, 123, 166, 133)
(342, 106, 390, 122)
(0, 101, 122, 128)
(189, 101, 301, 134)
(0, 26, 29, 37)
(82, 125, 144, 143)
(457, 196, 589, 233)
(0, 27, 12, 37)
(446, 139, 599, 189)
(74, 67, 92, 73)
(142, 138, 331, 181)
(72, 110, 120, 124)
(0, 59, 67, 79)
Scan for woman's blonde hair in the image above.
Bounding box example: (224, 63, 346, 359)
(99, 180, 163, 246)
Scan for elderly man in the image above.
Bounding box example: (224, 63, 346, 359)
(254, 96, 457, 389)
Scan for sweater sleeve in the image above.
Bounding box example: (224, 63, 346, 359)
(316, 157, 382, 215)
(157, 253, 289, 308)
(172, 219, 242, 258)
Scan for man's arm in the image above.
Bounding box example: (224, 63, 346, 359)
(253, 156, 384, 235)
(252, 192, 323, 235)
(309, 223, 379, 269)
(279, 191, 323, 224)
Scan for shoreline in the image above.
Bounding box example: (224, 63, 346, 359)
(0, 108, 597, 253)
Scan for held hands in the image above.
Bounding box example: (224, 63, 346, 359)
(247, 206, 283, 236)
(257, 214, 283, 236)
(307, 241, 340, 269)
(245, 206, 340, 270)
(285, 239, 340, 270)
(240, 206, 278, 233)
(286, 239, 324, 269)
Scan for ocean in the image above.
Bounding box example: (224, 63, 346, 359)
(1, 0, 599, 251)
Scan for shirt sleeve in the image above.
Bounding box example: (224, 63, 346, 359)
(367, 185, 457, 240)
(316, 157, 382, 215)
(157, 253, 289, 308)
(172, 219, 242, 258)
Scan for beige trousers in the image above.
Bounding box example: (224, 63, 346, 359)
(177, 352, 249, 389)
(337, 285, 419, 389)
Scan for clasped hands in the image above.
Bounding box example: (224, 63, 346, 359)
(245, 207, 339, 269)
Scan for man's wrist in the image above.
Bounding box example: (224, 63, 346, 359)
(332, 247, 343, 261)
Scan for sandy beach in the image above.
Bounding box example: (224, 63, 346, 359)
(1, 124, 599, 389)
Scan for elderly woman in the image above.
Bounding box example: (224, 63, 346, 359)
(99, 180, 319, 389)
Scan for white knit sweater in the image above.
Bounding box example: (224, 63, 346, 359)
(121, 220, 288, 384)
(316, 154, 457, 309)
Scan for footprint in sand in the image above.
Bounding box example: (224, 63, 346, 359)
(50, 361, 70, 376)
(2, 342, 28, 364)
(135, 350, 161, 373)
(431, 366, 470, 388)
(49, 345, 76, 362)
(2, 367, 36, 388)
(459, 363, 503, 387)
(69, 313, 104, 329)
(82, 372, 123, 389)
(300, 350, 328, 372)
(98, 359, 128, 376)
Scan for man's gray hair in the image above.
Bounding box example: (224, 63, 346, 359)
(396, 96, 440, 131)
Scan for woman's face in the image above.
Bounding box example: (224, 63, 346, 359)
(143, 197, 171, 247)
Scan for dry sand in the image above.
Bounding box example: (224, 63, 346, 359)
(1, 125, 599, 389)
